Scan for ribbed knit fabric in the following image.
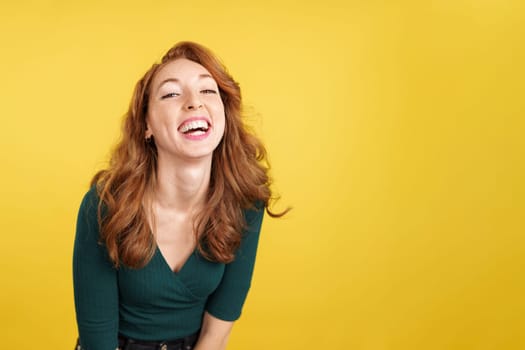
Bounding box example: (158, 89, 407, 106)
(73, 187, 264, 350)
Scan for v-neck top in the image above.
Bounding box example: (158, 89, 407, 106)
(73, 186, 264, 350)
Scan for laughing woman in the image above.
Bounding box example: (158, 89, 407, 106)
(73, 42, 287, 350)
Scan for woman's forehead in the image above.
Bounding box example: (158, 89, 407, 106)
(153, 58, 214, 86)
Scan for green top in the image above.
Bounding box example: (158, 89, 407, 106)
(73, 187, 264, 350)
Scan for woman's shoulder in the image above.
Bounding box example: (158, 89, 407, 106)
(242, 201, 265, 233)
(80, 184, 100, 207)
(77, 184, 103, 223)
(74, 185, 103, 244)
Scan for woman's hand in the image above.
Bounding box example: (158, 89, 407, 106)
(193, 312, 234, 350)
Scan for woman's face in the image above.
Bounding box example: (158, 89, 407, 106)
(146, 58, 226, 163)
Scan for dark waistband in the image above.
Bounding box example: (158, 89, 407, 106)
(118, 332, 199, 350)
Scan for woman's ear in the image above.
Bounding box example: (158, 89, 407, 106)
(145, 121, 152, 139)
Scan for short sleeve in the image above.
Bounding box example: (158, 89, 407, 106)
(205, 205, 265, 321)
(73, 187, 119, 350)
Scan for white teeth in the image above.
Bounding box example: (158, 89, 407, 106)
(180, 120, 209, 133)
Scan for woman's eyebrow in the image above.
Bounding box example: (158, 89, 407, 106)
(156, 74, 215, 93)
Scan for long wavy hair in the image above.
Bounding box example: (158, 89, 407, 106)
(91, 41, 286, 268)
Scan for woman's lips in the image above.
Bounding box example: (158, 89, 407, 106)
(182, 127, 211, 140)
(178, 116, 212, 140)
(177, 116, 211, 132)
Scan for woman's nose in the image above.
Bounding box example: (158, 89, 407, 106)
(185, 93, 203, 110)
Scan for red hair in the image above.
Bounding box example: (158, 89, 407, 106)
(92, 42, 287, 268)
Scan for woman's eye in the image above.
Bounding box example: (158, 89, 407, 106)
(161, 92, 180, 99)
(201, 89, 217, 94)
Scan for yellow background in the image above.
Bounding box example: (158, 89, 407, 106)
(1, 0, 524, 349)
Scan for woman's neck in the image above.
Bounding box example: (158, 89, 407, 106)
(150, 154, 212, 214)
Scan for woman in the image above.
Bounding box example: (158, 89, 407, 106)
(73, 42, 286, 350)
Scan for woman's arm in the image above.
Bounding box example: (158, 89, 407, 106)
(205, 205, 264, 319)
(73, 187, 119, 350)
(194, 312, 234, 350)
(201, 205, 265, 347)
